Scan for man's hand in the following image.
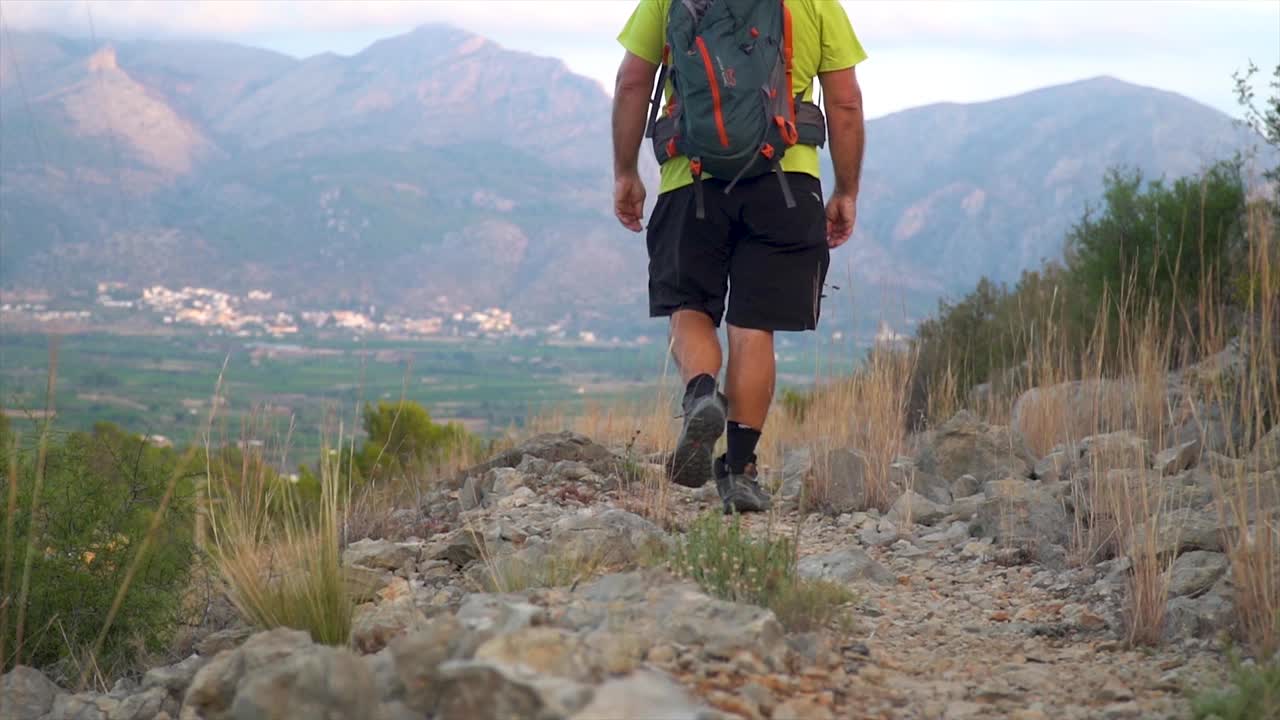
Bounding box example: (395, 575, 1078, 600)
(614, 172, 647, 232)
(826, 191, 857, 248)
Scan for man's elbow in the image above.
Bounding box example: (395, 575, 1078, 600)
(826, 89, 864, 116)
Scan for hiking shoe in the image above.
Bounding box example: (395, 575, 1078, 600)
(714, 455, 772, 514)
(669, 390, 727, 488)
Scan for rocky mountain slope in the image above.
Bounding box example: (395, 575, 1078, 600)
(0, 27, 1261, 335)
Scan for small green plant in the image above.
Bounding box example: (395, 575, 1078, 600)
(663, 511, 854, 631)
(1192, 654, 1280, 720)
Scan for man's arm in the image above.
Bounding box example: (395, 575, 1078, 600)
(612, 51, 658, 232)
(818, 66, 865, 248)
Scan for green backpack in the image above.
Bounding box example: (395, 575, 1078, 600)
(647, 0, 827, 218)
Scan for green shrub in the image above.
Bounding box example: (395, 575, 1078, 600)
(662, 512, 854, 631)
(908, 160, 1251, 425)
(1192, 655, 1280, 720)
(354, 400, 477, 481)
(1, 423, 196, 681)
(1067, 160, 1246, 326)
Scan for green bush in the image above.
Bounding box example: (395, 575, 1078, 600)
(1, 422, 196, 681)
(1192, 655, 1280, 720)
(663, 512, 854, 631)
(908, 160, 1250, 425)
(1067, 160, 1246, 325)
(354, 400, 477, 482)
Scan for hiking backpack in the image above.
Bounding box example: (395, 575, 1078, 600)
(647, 0, 827, 218)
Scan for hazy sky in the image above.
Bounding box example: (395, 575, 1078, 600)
(4, 0, 1277, 120)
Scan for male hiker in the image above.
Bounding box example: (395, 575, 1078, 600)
(612, 0, 866, 513)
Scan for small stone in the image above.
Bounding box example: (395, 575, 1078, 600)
(1098, 677, 1134, 702)
(887, 489, 949, 526)
(1102, 701, 1143, 718)
(646, 644, 677, 666)
(775, 697, 834, 720)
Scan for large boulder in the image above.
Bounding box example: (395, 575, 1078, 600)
(1011, 380, 1137, 449)
(915, 411, 1035, 486)
(0, 666, 58, 720)
(183, 628, 377, 720)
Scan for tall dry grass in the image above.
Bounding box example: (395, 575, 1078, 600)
(205, 421, 352, 646)
(1206, 202, 1279, 658)
(766, 346, 916, 512)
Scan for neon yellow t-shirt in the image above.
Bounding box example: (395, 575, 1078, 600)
(618, 0, 867, 194)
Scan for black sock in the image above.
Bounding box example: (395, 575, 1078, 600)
(726, 421, 761, 473)
(685, 373, 717, 400)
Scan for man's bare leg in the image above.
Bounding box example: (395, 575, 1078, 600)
(725, 324, 775, 429)
(669, 309, 722, 381)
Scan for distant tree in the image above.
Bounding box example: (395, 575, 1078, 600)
(355, 400, 474, 481)
(1066, 160, 1246, 325)
(1233, 61, 1280, 188)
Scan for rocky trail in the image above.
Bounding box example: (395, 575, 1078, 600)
(6, 411, 1271, 719)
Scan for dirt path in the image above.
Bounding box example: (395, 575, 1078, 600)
(661, 489, 1221, 720)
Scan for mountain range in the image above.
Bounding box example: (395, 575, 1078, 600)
(0, 25, 1262, 337)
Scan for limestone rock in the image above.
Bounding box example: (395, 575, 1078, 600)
(1166, 550, 1229, 598)
(570, 671, 715, 720)
(352, 596, 431, 654)
(975, 479, 1072, 568)
(1075, 432, 1153, 476)
(459, 432, 618, 487)
(1127, 508, 1222, 559)
(0, 665, 58, 720)
(915, 411, 1035, 485)
(1011, 380, 1138, 443)
(1251, 424, 1280, 470)
(142, 654, 206, 699)
(344, 538, 421, 572)
(887, 489, 949, 526)
(548, 508, 665, 567)
(1164, 576, 1234, 641)
(434, 660, 592, 720)
(183, 628, 376, 720)
(796, 547, 894, 585)
(1155, 439, 1202, 476)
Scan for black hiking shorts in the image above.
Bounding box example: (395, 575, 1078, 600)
(646, 172, 829, 332)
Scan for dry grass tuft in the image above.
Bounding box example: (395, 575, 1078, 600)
(206, 420, 352, 646)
